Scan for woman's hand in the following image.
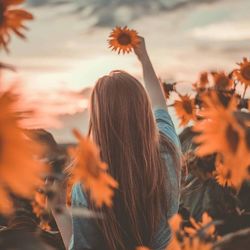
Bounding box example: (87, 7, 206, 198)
(134, 36, 150, 64)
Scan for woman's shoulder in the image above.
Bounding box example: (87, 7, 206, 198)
(153, 107, 181, 150)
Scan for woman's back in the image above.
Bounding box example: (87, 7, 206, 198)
(70, 106, 181, 250)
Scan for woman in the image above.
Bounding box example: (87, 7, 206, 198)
(53, 37, 181, 250)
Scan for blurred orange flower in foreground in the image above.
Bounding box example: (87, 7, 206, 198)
(0, 90, 47, 214)
(0, 0, 33, 51)
(69, 130, 118, 207)
(181, 238, 212, 250)
(184, 212, 215, 236)
(108, 26, 140, 54)
(136, 247, 150, 250)
(167, 214, 213, 250)
(174, 94, 196, 126)
(193, 91, 250, 189)
(193, 91, 239, 157)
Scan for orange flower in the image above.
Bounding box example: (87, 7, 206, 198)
(174, 94, 196, 126)
(193, 91, 239, 157)
(181, 238, 212, 250)
(0, 90, 47, 214)
(214, 159, 233, 187)
(212, 72, 233, 90)
(193, 72, 209, 91)
(162, 82, 176, 99)
(32, 190, 52, 231)
(169, 214, 183, 233)
(214, 136, 250, 189)
(0, 0, 33, 51)
(32, 191, 46, 218)
(167, 214, 183, 250)
(214, 156, 245, 188)
(167, 214, 213, 250)
(184, 212, 215, 236)
(40, 220, 51, 231)
(69, 130, 118, 207)
(193, 92, 250, 189)
(136, 247, 150, 250)
(108, 26, 140, 54)
(234, 57, 250, 90)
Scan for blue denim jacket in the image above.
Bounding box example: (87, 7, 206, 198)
(70, 108, 181, 250)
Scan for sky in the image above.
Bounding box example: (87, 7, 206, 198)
(1, 0, 250, 142)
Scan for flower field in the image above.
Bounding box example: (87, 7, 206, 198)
(0, 1, 250, 250)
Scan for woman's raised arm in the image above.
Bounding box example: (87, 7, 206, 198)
(134, 37, 167, 109)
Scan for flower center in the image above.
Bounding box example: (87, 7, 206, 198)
(225, 169, 232, 180)
(118, 33, 131, 45)
(242, 64, 250, 80)
(226, 124, 239, 153)
(183, 100, 193, 114)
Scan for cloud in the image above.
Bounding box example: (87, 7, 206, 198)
(27, 0, 221, 27)
(190, 20, 250, 41)
(26, 0, 67, 7)
(48, 108, 89, 143)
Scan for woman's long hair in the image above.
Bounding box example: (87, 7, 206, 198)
(88, 70, 179, 250)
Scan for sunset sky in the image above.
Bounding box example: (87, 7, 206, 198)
(1, 0, 250, 142)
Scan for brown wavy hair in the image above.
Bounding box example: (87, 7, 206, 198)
(88, 70, 179, 250)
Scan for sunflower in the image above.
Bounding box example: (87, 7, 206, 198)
(211, 72, 233, 91)
(0, 90, 47, 214)
(162, 81, 176, 99)
(193, 91, 239, 157)
(108, 26, 140, 54)
(184, 212, 215, 237)
(174, 94, 196, 126)
(32, 190, 46, 218)
(0, 0, 33, 52)
(214, 132, 250, 189)
(214, 152, 249, 189)
(168, 214, 183, 250)
(234, 57, 250, 90)
(168, 214, 213, 250)
(68, 129, 118, 207)
(214, 154, 242, 188)
(215, 161, 233, 187)
(193, 92, 250, 188)
(182, 238, 212, 250)
(135, 247, 150, 250)
(193, 72, 209, 91)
